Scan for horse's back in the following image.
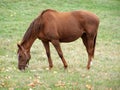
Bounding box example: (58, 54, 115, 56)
(40, 9, 99, 28)
(39, 9, 99, 42)
(71, 10, 99, 27)
(71, 10, 99, 35)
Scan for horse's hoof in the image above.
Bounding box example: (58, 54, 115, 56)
(87, 66, 90, 70)
(49, 65, 53, 70)
(64, 65, 68, 69)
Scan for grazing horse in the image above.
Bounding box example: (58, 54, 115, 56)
(17, 9, 99, 70)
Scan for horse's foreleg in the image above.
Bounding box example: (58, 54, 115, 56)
(51, 40, 68, 68)
(42, 40, 53, 69)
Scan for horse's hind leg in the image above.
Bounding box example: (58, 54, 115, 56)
(51, 40, 68, 68)
(87, 37, 95, 69)
(82, 34, 95, 69)
(81, 33, 88, 50)
(42, 40, 53, 69)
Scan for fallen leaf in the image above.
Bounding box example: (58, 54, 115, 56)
(28, 82, 35, 87)
(87, 75, 90, 79)
(55, 81, 65, 87)
(53, 71, 57, 74)
(72, 82, 78, 86)
(45, 68, 49, 70)
(1, 83, 5, 87)
(9, 88, 14, 90)
(29, 77, 32, 80)
(28, 78, 42, 87)
(86, 84, 92, 90)
(81, 74, 86, 78)
(110, 88, 112, 90)
(29, 88, 32, 90)
(33, 79, 40, 84)
(5, 76, 11, 79)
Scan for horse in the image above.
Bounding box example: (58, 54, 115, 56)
(17, 9, 99, 70)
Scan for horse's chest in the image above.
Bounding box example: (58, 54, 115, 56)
(38, 32, 48, 40)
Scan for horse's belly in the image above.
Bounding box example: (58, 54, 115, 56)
(58, 26, 84, 42)
(59, 33, 81, 42)
(60, 37, 79, 42)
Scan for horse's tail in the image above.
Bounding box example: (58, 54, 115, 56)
(92, 34, 97, 58)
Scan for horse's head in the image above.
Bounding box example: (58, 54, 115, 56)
(17, 44, 31, 70)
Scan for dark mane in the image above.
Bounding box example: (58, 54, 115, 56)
(21, 9, 57, 45)
(21, 20, 36, 45)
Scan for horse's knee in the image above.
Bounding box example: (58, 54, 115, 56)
(87, 48, 93, 56)
(59, 52, 63, 58)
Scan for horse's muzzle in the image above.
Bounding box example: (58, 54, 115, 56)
(18, 65, 26, 70)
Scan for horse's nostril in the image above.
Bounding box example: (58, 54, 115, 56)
(18, 65, 25, 71)
(18, 67, 22, 70)
(19, 67, 25, 71)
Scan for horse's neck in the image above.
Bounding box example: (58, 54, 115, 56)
(21, 37, 37, 52)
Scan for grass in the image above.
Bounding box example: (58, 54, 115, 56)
(0, 0, 120, 90)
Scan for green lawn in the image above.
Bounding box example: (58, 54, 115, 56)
(0, 0, 120, 90)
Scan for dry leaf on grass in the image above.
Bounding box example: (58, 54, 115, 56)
(28, 79, 42, 87)
(29, 88, 32, 90)
(86, 84, 92, 90)
(53, 71, 57, 74)
(71, 82, 78, 86)
(9, 88, 14, 90)
(55, 81, 66, 87)
(28, 82, 35, 87)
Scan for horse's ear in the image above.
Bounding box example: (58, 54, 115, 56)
(17, 43, 22, 50)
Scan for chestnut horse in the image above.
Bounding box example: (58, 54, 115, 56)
(17, 9, 99, 70)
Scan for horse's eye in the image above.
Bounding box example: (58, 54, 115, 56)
(18, 55, 22, 59)
(19, 55, 22, 58)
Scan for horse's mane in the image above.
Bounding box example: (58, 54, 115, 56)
(21, 21, 36, 45)
(21, 9, 57, 45)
